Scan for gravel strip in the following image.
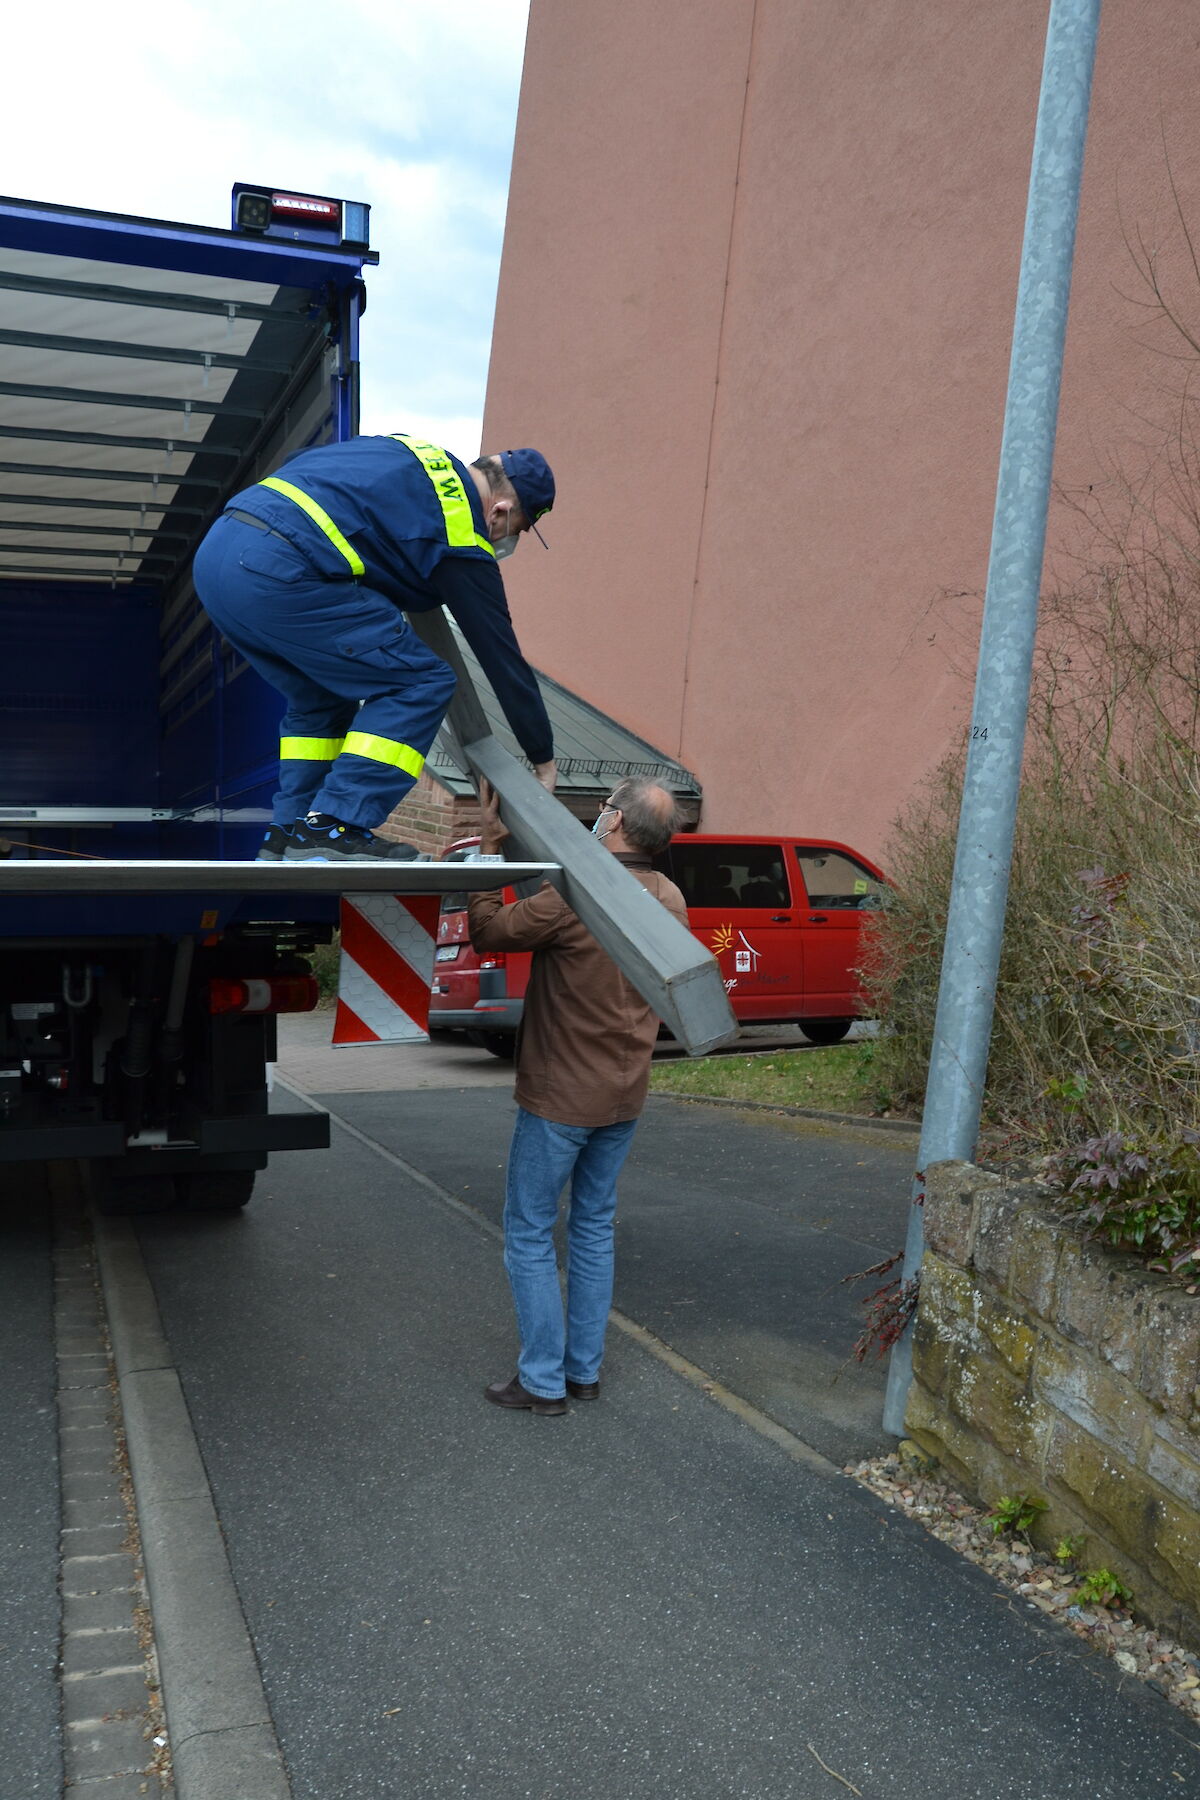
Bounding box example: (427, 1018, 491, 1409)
(847, 1447, 1200, 1722)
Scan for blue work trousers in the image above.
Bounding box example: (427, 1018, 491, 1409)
(192, 514, 456, 829)
(502, 1107, 639, 1399)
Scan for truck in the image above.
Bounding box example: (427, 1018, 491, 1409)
(0, 183, 735, 1211)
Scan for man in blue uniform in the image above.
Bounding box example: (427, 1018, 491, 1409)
(191, 435, 557, 861)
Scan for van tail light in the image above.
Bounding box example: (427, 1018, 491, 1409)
(207, 975, 320, 1016)
(479, 954, 507, 971)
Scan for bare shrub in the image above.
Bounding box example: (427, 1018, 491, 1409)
(861, 553, 1200, 1263)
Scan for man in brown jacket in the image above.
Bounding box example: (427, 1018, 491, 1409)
(468, 776, 688, 1415)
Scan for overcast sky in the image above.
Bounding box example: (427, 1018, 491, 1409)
(2, 0, 531, 460)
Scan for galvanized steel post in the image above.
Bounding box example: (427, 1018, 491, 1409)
(883, 0, 1103, 1435)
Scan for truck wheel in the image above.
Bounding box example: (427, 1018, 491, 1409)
(798, 1019, 853, 1046)
(179, 1170, 255, 1212)
(88, 1167, 177, 1216)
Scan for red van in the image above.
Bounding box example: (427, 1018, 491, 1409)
(428, 833, 886, 1053)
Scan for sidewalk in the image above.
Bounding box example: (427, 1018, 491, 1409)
(275, 1012, 915, 1466)
(272, 1008, 517, 1095)
(130, 1096, 1200, 1799)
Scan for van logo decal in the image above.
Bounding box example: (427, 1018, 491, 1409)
(712, 924, 761, 973)
(734, 931, 760, 974)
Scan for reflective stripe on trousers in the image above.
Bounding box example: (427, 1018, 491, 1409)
(280, 736, 346, 761)
(281, 732, 424, 778)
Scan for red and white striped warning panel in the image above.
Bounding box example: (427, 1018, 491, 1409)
(333, 892, 441, 1046)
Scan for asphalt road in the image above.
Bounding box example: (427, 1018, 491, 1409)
(124, 1091, 1200, 1800)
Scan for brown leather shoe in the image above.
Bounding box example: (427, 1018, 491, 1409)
(485, 1376, 567, 1416)
(565, 1378, 600, 1401)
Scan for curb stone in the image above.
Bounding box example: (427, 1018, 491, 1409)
(91, 1206, 293, 1800)
(48, 1168, 165, 1793)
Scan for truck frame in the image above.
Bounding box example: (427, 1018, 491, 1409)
(0, 184, 733, 1210)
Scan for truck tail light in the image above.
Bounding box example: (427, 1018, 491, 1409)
(207, 976, 320, 1015)
(232, 185, 365, 240)
(270, 193, 341, 225)
(479, 954, 507, 971)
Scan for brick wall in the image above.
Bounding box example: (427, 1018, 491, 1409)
(375, 772, 482, 858)
(908, 1161, 1200, 1649)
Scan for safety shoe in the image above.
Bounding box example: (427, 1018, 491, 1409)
(484, 1376, 567, 1416)
(282, 815, 420, 863)
(256, 824, 295, 862)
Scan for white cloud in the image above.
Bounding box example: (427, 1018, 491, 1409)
(2, 0, 530, 455)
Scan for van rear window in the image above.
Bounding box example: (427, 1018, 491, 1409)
(656, 844, 790, 909)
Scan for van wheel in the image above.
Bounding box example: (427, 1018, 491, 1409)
(178, 1170, 255, 1211)
(468, 1030, 516, 1060)
(798, 1019, 853, 1046)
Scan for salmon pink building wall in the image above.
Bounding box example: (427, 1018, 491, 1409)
(483, 0, 1200, 860)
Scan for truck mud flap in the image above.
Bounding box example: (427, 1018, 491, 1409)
(0, 1118, 125, 1163)
(194, 1111, 330, 1155)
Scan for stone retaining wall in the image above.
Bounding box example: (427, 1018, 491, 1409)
(907, 1161, 1200, 1647)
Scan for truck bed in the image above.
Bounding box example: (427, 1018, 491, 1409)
(0, 857, 560, 938)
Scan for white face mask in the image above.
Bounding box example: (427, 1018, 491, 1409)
(492, 534, 519, 562)
(592, 806, 616, 840)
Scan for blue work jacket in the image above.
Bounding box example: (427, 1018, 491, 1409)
(224, 435, 553, 766)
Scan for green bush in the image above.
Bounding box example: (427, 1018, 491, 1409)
(307, 934, 341, 1005)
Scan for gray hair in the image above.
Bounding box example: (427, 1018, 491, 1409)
(608, 778, 679, 856)
(471, 454, 516, 501)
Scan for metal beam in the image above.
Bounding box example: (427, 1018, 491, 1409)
(0, 493, 190, 516)
(0, 423, 242, 458)
(0, 268, 310, 324)
(0, 542, 171, 562)
(0, 460, 219, 489)
(0, 327, 295, 376)
(0, 379, 264, 419)
(0, 859, 558, 896)
(0, 520, 189, 541)
(409, 609, 737, 1057)
(0, 565, 147, 582)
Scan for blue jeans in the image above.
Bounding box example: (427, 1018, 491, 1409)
(502, 1107, 639, 1399)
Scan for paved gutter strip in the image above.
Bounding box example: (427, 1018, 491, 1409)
(90, 1207, 293, 1800)
(49, 1165, 170, 1795)
(274, 1073, 842, 1478)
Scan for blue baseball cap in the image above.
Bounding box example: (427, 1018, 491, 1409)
(500, 448, 555, 546)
